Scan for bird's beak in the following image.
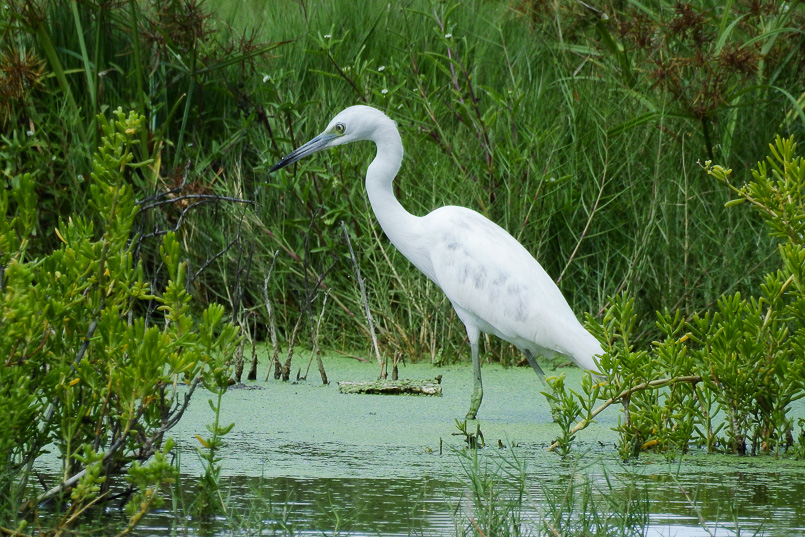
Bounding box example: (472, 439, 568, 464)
(269, 132, 339, 173)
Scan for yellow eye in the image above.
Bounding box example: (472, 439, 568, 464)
(335, 123, 346, 134)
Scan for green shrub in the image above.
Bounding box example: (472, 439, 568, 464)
(549, 135, 805, 459)
(0, 108, 239, 533)
(5, 0, 804, 369)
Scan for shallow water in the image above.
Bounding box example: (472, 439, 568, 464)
(128, 354, 805, 536)
(137, 465, 805, 536)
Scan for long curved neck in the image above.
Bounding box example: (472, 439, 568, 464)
(364, 122, 422, 258)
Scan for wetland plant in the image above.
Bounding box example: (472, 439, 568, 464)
(453, 447, 650, 537)
(191, 378, 235, 520)
(548, 136, 805, 459)
(6, 0, 805, 373)
(0, 109, 239, 534)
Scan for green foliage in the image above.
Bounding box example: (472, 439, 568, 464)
(0, 108, 239, 532)
(453, 447, 650, 537)
(251, 0, 803, 363)
(125, 439, 177, 518)
(545, 373, 586, 457)
(599, 1, 805, 158)
(191, 386, 235, 520)
(2, 0, 802, 369)
(550, 136, 805, 459)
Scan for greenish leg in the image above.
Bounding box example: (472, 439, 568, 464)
(465, 330, 483, 420)
(524, 349, 557, 417)
(523, 349, 546, 385)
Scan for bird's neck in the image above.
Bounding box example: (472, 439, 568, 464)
(364, 123, 423, 262)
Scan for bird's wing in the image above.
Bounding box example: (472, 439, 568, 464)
(424, 206, 591, 359)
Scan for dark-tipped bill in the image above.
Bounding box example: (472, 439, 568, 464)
(269, 132, 338, 173)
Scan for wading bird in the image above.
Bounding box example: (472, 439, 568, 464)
(270, 105, 601, 419)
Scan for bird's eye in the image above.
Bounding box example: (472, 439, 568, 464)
(335, 123, 346, 134)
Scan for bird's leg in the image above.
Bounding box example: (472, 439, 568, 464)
(523, 349, 546, 385)
(465, 329, 483, 420)
(524, 349, 558, 418)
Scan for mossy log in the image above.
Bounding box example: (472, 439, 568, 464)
(338, 376, 442, 396)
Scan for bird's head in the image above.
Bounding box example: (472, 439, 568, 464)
(269, 105, 392, 173)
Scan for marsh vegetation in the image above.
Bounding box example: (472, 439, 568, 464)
(1, 0, 804, 534)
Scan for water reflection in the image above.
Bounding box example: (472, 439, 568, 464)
(132, 453, 805, 536)
(136, 362, 805, 536)
(140, 474, 457, 536)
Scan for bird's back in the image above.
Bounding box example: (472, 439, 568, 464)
(422, 206, 600, 371)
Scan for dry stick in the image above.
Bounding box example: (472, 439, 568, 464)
(136, 160, 191, 206)
(331, 349, 369, 362)
(262, 252, 281, 381)
(232, 236, 255, 382)
(283, 314, 304, 382)
(316, 292, 330, 384)
(341, 221, 385, 379)
(298, 263, 337, 381)
(294, 258, 336, 382)
(0, 524, 33, 537)
(547, 375, 702, 451)
(247, 311, 258, 381)
(139, 193, 254, 211)
(303, 290, 330, 384)
(135, 162, 252, 242)
(287, 211, 321, 383)
(557, 149, 608, 284)
(56, 492, 108, 535)
(190, 219, 243, 285)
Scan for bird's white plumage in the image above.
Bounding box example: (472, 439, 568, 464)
(270, 104, 601, 418)
(424, 206, 600, 370)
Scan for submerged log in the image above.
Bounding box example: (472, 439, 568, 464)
(338, 376, 442, 396)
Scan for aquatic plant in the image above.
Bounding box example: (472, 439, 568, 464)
(0, 109, 239, 534)
(549, 136, 805, 459)
(452, 446, 652, 537)
(6, 0, 803, 371)
(191, 378, 235, 521)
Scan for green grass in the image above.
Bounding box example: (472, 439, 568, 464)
(3, 0, 803, 365)
(4, 3, 804, 533)
(226, 0, 800, 360)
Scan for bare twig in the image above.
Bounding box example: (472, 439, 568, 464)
(303, 290, 330, 384)
(0, 525, 33, 536)
(189, 218, 244, 285)
(290, 210, 337, 382)
(341, 221, 385, 379)
(262, 252, 282, 381)
(557, 145, 608, 284)
(248, 312, 259, 381)
(139, 193, 254, 211)
(134, 161, 252, 244)
(283, 313, 304, 382)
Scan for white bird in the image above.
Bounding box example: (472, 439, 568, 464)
(270, 105, 602, 419)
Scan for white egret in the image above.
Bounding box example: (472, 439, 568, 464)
(270, 105, 601, 419)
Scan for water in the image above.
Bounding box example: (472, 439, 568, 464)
(133, 457, 805, 536)
(75, 355, 805, 536)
